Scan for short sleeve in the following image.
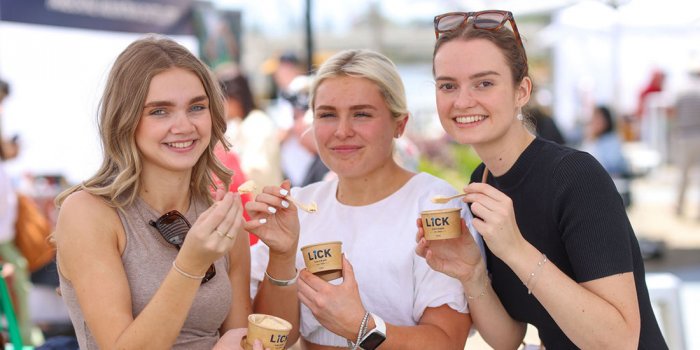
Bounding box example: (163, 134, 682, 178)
(411, 186, 472, 319)
(552, 152, 634, 282)
(249, 242, 270, 298)
(412, 253, 468, 320)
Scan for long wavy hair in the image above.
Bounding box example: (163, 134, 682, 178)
(56, 35, 231, 208)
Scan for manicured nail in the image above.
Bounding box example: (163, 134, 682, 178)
(280, 189, 289, 196)
(281, 200, 290, 208)
(267, 206, 277, 214)
(259, 218, 267, 224)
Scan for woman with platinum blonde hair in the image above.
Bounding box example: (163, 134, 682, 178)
(246, 49, 480, 350)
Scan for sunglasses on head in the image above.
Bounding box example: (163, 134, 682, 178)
(149, 210, 216, 284)
(433, 10, 523, 49)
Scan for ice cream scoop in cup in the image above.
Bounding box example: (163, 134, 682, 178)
(241, 314, 293, 350)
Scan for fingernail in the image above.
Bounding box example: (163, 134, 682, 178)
(281, 200, 290, 208)
(280, 189, 289, 196)
(267, 206, 277, 214)
(259, 218, 267, 224)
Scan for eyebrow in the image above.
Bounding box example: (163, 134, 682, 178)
(143, 95, 208, 108)
(435, 70, 501, 81)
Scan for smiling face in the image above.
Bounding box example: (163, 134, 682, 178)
(312, 76, 406, 180)
(434, 38, 530, 147)
(135, 67, 212, 176)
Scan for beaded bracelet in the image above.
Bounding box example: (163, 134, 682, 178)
(347, 311, 370, 350)
(172, 261, 205, 280)
(525, 254, 548, 295)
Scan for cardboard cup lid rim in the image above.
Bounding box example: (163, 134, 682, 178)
(300, 241, 343, 250)
(421, 207, 461, 215)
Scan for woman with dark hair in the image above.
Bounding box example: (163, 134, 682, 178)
(582, 105, 629, 177)
(416, 10, 666, 349)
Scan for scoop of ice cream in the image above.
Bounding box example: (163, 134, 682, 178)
(237, 180, 257, 194)
(254, 315, 290, 330)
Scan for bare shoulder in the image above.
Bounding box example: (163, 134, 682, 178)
(56, 190, 121, 240)
(55, 191, 124, 279)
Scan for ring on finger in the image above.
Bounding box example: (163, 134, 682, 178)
(215, 229, 226, 237)
(225, 232, 235, 240)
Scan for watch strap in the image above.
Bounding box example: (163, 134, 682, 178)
(358, 313, 386, 350)
(369, 313, 386, 334)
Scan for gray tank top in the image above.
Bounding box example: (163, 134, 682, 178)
(59, 196, 232, 349)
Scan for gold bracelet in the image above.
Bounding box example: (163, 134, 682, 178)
(525, 254, 548, 295)
(172, 261, 206, 280)
(467, 277, 490, 300)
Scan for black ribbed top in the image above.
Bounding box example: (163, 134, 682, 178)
(471, 137, 666, 349)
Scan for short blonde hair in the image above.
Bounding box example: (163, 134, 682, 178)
(309, 49, 408, 120)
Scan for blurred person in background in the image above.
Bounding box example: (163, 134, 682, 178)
(280, 75, 330, 187)
(246, 49, 476, 350)
(418, 10, 666, 349)
(631, 69, 666, 142)
(581, 105, 629, 177)
(263, 52, 306, 129)
(0, 78, 37, 345)
(669, 64, 700, 219)
(279, 75, 315, 186)
(581, 105, 632, 207)
(219, 65, 283, 189)
(53, 35, 256, 350)
(527, 105, 566, 145)
(0, 79, 19, 160)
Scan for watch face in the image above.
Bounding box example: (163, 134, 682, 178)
(359, 332, 386, 350)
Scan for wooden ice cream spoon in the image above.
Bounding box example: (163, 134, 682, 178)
(431, 168, 490, 204)
(237, 180, 318, 213)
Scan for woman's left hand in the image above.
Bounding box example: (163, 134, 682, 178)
(297, 256, 366, 340)
(464, 182, 527, 262)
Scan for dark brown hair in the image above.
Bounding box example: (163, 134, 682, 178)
(221, 74, 257, 118)
(433, 20, 529, 86)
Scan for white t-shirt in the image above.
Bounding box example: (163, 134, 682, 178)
(250, 172, 482, 347)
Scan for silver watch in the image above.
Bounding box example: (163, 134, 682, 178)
(358, 313, 386, 350)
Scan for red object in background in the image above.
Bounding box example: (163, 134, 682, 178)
(213, 144, 257, 245)
(635, 70, 665, 119)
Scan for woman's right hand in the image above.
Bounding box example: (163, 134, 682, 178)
(415, 218, 485, 286)
(176, 192, 246, 275)
(243, 180, 300, 257)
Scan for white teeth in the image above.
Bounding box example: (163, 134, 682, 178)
(455, 115, 486, 124)
(167, 141, 194, 148)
